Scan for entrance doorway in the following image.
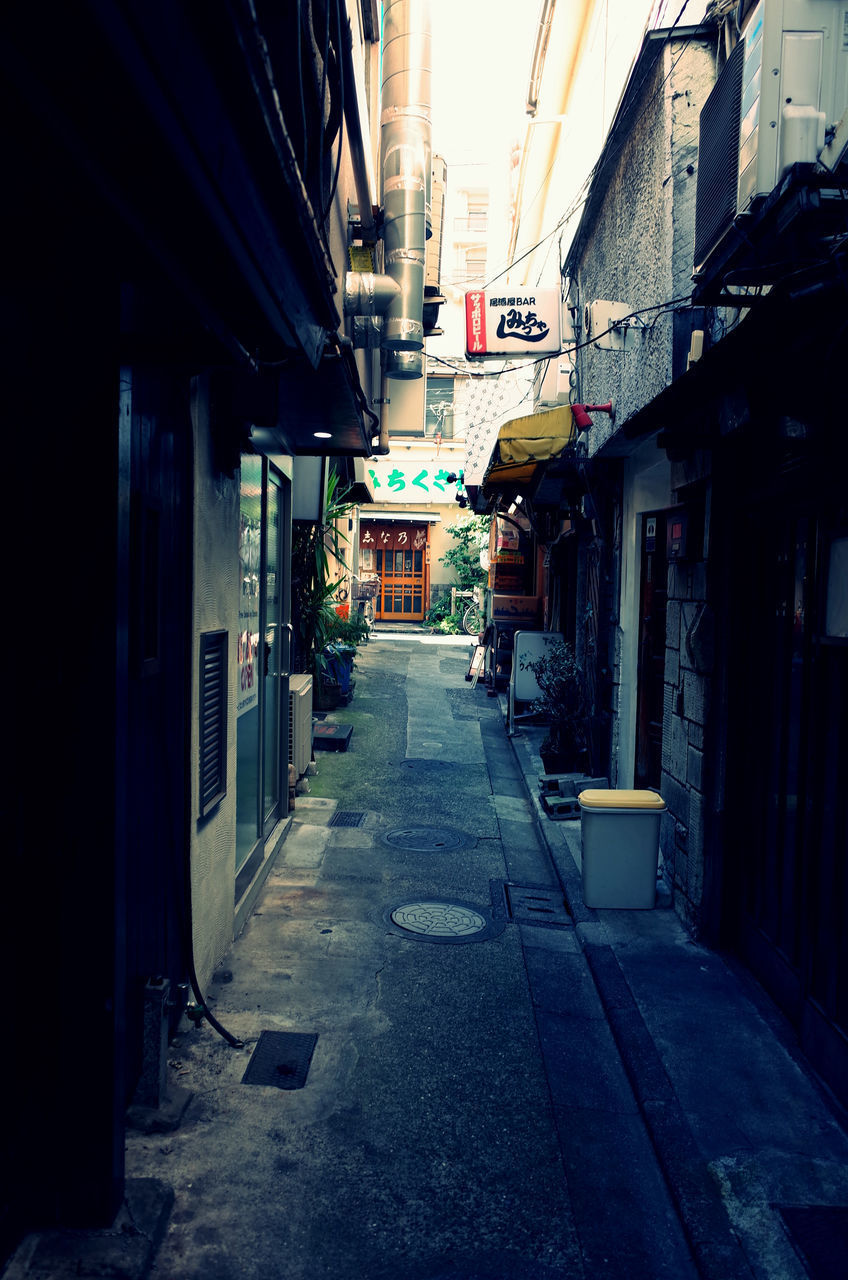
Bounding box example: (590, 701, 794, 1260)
(360, 522, 429, 622)
(634, 510, 668, 790)
(236, 455, 292, 895)
(725, 487, 848, 1106)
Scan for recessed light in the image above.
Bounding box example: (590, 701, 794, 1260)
(314, 431, 332, 439)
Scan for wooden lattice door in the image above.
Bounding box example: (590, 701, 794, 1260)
(360, 523, 429, 621)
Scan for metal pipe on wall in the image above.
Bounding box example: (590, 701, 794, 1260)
(339, 7, 378, 242)
(380, 0, 431, 364)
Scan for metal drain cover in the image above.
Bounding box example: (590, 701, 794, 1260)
(503, 883, 572, 926)
(242, 1030, 318, 1090)
(386, 899, 502, 944)
(380, 825, 472, 852)
(329, 810, 366, 828)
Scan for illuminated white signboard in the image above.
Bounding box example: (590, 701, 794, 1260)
(465, 288, 561, 358)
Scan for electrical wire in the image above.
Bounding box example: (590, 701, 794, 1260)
(491, 0, 709, 295)
(321, 0, 345, 224)
(429, 292, 694, 382)
(296, 0, 309, 182)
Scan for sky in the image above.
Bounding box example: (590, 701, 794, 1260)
(427, 0, 712, 300)
(429, 0, 712, 170)
(430, 0, 541, 167)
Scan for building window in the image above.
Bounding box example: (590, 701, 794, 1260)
(426, 378, 456, 440)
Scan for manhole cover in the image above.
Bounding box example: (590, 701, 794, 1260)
(380, 826, 472, 852)
(390, 900, 489, 939)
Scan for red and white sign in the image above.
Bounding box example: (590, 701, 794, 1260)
(465, 288, 561, 357)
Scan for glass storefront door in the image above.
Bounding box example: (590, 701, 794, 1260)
(236, 455, 291, 885)
(262, 470, 285, 836)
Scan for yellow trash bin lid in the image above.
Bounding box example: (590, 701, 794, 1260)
(578, 789, 666, 811)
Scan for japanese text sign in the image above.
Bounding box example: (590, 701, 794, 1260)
(465, 288, 561, 357)
(365, 459, 463, 501)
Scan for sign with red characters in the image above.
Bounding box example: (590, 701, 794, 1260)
(465, 288, 561, 357)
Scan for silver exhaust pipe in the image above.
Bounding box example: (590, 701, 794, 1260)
(380, 0, 431, 363)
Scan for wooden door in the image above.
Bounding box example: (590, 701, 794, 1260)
(635, 512, 668, 790)
(361, 522, 429, 621)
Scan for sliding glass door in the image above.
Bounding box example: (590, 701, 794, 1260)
(236, 456, 291, 885)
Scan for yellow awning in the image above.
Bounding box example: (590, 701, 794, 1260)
(482, 405, 575, 493)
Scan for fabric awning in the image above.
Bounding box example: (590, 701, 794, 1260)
(481, 405, 575, 493)
(359, 510, 441, 523)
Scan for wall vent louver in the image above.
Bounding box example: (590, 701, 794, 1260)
(199, 630, 228, 817)
(694, 39, 745, 274)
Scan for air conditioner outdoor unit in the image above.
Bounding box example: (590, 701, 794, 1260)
(694, 0, 847, 275)
(538, 356, 575, 406)
(289, 675, 313, 778)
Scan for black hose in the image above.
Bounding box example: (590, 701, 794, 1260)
(185, 958, 244, 1050)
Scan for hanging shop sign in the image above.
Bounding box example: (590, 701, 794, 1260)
(365, 459, 464, 502)
(465, 287, 561, 358)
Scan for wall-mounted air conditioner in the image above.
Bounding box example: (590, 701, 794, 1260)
(694, 0, 848, 276)
(538, 356, 575, 405)
(289, 675, 313, 779)
(583, 300, 632, 350)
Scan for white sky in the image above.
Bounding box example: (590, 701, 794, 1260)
(429, 0, 712, 168)
(430, 0, 539, 167)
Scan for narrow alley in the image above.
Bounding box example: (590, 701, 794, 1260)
(112, 632, 847, 1280)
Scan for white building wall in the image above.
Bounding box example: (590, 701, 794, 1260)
(189, 376, 241, 989)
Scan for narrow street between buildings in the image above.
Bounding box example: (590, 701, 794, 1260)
(17, 631, 844, 1280)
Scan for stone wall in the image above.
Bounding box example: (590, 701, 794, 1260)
(660, 557, 713, 927)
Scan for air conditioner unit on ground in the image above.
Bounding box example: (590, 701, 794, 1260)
(694, 0, 848, 275)
(289, 675, 313, 778)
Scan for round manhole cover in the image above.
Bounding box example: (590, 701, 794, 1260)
(390, 901, 489, 939)
(380, 826, 471, 852)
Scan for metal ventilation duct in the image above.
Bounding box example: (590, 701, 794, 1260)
(380, 0, 431, 361)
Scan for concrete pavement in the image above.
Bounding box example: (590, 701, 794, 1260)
(5, 629, 847, 1278)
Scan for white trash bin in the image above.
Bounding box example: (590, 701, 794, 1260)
(578, 789, 666, 909)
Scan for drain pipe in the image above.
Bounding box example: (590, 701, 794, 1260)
(339, 8, 378, 242)
(380, 0, 431, 361)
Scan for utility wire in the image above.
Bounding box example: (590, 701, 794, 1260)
(488, 0, 707, 293)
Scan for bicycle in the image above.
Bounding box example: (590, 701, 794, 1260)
(351, 572, 380, 627)
(462, 599, 484, 636)
(455, 587, 484, 636)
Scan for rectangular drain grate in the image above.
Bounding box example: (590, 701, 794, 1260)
(504, 883, 572, 926)
(242, 1031, 318, 1090)
(329, 810, 367, 828)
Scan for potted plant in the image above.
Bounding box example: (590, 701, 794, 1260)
(290, 469, 354, 706)
(528, 640, 590, 774)
(321, 610, 370, 705)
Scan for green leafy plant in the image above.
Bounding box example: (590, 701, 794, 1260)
(291, 468, 354, 677)
(439, 516, 491, 590)
(326, 610, 370, 649)
(528, 640, 589, 766)
(424, 597, 463, 634)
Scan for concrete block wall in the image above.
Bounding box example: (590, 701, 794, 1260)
(576, 52, 672, 454)
(660, 560, 713, 927)
(574, 38, 713, 459)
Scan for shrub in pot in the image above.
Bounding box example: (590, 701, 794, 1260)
(528, 640, 590, 774)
